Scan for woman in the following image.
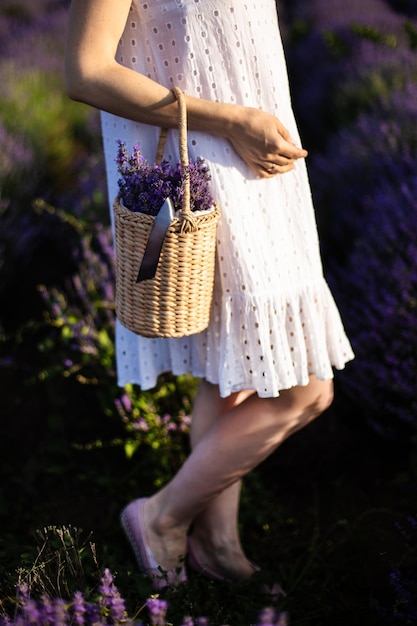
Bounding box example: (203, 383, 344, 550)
(65, 0, 354, 590)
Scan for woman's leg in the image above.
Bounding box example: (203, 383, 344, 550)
(188, 381, 256, 579)
(142, 375, 333, 574)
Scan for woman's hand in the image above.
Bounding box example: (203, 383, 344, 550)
(226, 106, 307, 177)
(65, 0, 307, 177)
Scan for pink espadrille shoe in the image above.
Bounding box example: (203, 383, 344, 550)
(120, 498, 187, 591)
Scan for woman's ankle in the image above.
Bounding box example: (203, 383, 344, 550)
(191, 521, 241, 552)
(189, 533, 258, 581)
(147, 495, 189, 539)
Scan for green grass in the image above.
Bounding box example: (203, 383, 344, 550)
(0, 380, 414, 625)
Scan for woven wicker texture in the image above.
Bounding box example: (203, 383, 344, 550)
(113, 87, 220, 338)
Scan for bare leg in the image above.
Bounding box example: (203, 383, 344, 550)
(189, 381, 256, 579)
(142, 375, 333, 575)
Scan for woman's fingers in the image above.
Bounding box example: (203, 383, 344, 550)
(227, 107, 308, 176)
(269, 139, 308, 163)
(257, 162, 295, 178)
(254, 150, 302, 177)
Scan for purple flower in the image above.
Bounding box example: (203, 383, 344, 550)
(116, 141, 213, 216)
(329, 174, 417, 437)
(256, 607, 276, 625)
(85, 603, 101, 625)
(108, 590, 126, 624)
(22, 600, 40, 624)
(146, 598, 168, 626)
(72, 591, 87, 626)
(98, 569, 127, 624)
(131, 418, 150, 432)
(256, 608, 289, 626)
(52, 599, 67, 626)
(16, 584, 29, 601)
(40, 596, 55, 626)
(98, 568, 114, 598)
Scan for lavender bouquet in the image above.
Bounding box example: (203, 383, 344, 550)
(116, 140, 214, 216)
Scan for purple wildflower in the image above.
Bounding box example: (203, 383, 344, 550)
(52, 599, 67, 626)
(98, 569, 127, 624)
(39, 596, 55, 626)
(72, 591, 87, 626)
(256, 608, 289, 626)
(85, 603, 101, 625)
(171, 158, 214, 213)
(120, 393, 133, 413)
(146, 598, 168, 626)
(131, 418, 150, 432)
(109, 591, 126, 624)
(0, 121, 34, 181)
(256, 607, 276, 625)
(116, 141, 213, 215)
(176, 414, 192, 433)
(21, 600, 40, 624)
(98, 569, 114, 598)
(329, 173, 417, 437)
(16, 584, 29, 602)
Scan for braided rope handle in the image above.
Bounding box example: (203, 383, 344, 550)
(155, 88, 195, 229)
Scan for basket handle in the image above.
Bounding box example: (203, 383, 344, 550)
(155, 87, 194, 228)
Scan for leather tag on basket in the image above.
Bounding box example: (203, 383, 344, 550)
(136, 197, 175, 282)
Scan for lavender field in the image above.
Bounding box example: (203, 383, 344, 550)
(0, 0, 416, 624)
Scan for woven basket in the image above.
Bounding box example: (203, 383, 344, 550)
(113, 87, 220, 338)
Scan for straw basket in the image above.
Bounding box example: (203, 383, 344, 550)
(113, 87, 220, 338)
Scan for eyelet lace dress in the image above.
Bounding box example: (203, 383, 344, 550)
(101, 0, 354, 398)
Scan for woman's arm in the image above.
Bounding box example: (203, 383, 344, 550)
(65, 0, 307, 176)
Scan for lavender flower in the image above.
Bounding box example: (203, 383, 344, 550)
(22, 600, 40, 624)
(40, 596, 55, 626)
(285, 0, 416, 148)
(16, 584, 29, 602)
(131, 417, 151, 432)
(256, 608, 289, 626)
(146, 598, 168, 626)
(72, 592, 87, 626)
(2, 576, 294, 626)
(84, 603, 101, 626)
(98, 569, 127, 624)
(327, 172, 417, 437)
(116, 141, 213, 216)
(52, 599, 67, 626)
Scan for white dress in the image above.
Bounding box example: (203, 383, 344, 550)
(101, 0, 354, 398)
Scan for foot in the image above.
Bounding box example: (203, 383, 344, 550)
(120, 498, 187, 590)
(187, 534, 260, 582)
(145, 496, 188, 570)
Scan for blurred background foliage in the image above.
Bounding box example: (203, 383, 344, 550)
(0, 0, 416, 624)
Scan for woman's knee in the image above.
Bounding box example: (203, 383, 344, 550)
(314, 379, 334, 416)
(303, 377, 334, 418)
(277, 377, 334, 429)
